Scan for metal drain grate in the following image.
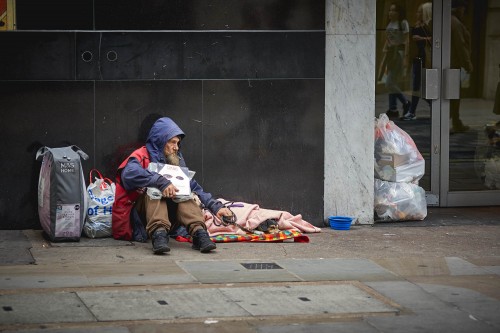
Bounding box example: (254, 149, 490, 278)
(240, 262, 283, 270)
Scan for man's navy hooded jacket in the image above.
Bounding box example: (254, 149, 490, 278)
(121, 117, 223, 214)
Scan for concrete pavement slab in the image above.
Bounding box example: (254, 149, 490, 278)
(445, 257, 493, 275)
(366, 307, 499, 333)
(0, 231, 34, 265)
(418, 282, 499, 304)
(177, 259, 400, 284)
(276, 258, 400, 282)
(3, 283, 401, 325)
(0, 264, 90, 289)
(218, 284, 399, 317)
(0, 261, 196, 289)
(0, 292, 95, 325)
(0, 274, 90, 290)
(364, 280, 500, 332)
(80, 263, 197, 287)
(176, 260, 301, 284)
(2, 327, 129, 333)
(128, 320, 377, 333)
(374, 257, 500, 277)
(127, 321, 259, 333)
(406, 275, 500, 301)
(49, 238, 133, 248)
(372, 257, 451, 276)
(417, 283, 500, 329)
(483, 266, 500, 275)
(364, 280, 453, 312)
(467, 256, 500, 266)
(255, 321, 380, 333)
(76, 288, 251, 321)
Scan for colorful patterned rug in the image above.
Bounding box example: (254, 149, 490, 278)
(212, 229, 309, 243)
(176, 229, 309, 243)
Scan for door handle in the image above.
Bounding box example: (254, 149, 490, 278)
(443, 68, 461, 99)
(422, 68, 439, 100)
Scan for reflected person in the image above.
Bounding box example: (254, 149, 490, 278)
(379, 2, 411, 119)
(402, 2, 432, 121)
(450, 0, 473, 133)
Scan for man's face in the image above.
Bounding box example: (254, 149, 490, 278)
(163, 136, 180, 157)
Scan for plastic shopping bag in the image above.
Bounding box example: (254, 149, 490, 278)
(484, 157, 500, 189)
(83, 169, 115, 238)
(374, 113, 425, 183)
(374, 179, 427, 221)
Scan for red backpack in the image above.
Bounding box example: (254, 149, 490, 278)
(111, 147, 150, 240)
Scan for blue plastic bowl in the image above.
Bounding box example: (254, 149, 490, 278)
(328, 216, 353, 230)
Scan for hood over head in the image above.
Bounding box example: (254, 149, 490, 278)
(146, 117, 185, 163)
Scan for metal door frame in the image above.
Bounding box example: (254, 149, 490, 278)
(425, 0, 443, 206)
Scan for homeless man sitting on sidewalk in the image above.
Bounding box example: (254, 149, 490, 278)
(111, 117, 233, 254)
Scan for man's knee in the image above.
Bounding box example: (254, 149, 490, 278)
(178, 199, 204, 217)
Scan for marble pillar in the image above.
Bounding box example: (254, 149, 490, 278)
(324, 0, 376, 224)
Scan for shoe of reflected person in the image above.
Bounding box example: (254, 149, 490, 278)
(401, 112, 416, 121)
(385, 109, 399, 119)
(450, 124, 470, 134)
(403, 101, 411, 114)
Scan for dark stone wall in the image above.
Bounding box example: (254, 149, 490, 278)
(0, 0, 325, 229)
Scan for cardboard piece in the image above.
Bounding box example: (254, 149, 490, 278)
(375, 159, 425, 183)
(377, 153, 412, 168)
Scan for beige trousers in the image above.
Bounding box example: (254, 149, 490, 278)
(134, 195, 206, 237)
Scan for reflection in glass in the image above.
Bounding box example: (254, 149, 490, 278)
(448, 1, 500, 191)
(377, 1, 500, 195)
(376, 1, 433, 191)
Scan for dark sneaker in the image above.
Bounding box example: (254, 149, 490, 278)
(152, 228, 170, 254)
(192, 229, 216, 253)
(403, 101, 411, 114)
(385, 109, 399, 119)
(401, 112, 416, 121)
(450, 124, 470, 134)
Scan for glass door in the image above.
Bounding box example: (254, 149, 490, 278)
(440, 0, 500, 206)
(376, 0, 439, 204)
(376, 0, 500, 207)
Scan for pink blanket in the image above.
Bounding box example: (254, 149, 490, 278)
(204, 199, 322, 236)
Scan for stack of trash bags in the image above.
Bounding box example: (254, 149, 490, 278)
(374, 113, 427, 221)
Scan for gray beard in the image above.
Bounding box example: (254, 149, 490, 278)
(165, 153, 180, 166)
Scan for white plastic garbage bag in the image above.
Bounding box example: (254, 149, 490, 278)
(374, 113, 425, 183)
(374, 179, 427, 221)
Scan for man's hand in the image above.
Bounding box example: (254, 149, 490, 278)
(216, 207, 233, 219)
(162, 184, 179, 198)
